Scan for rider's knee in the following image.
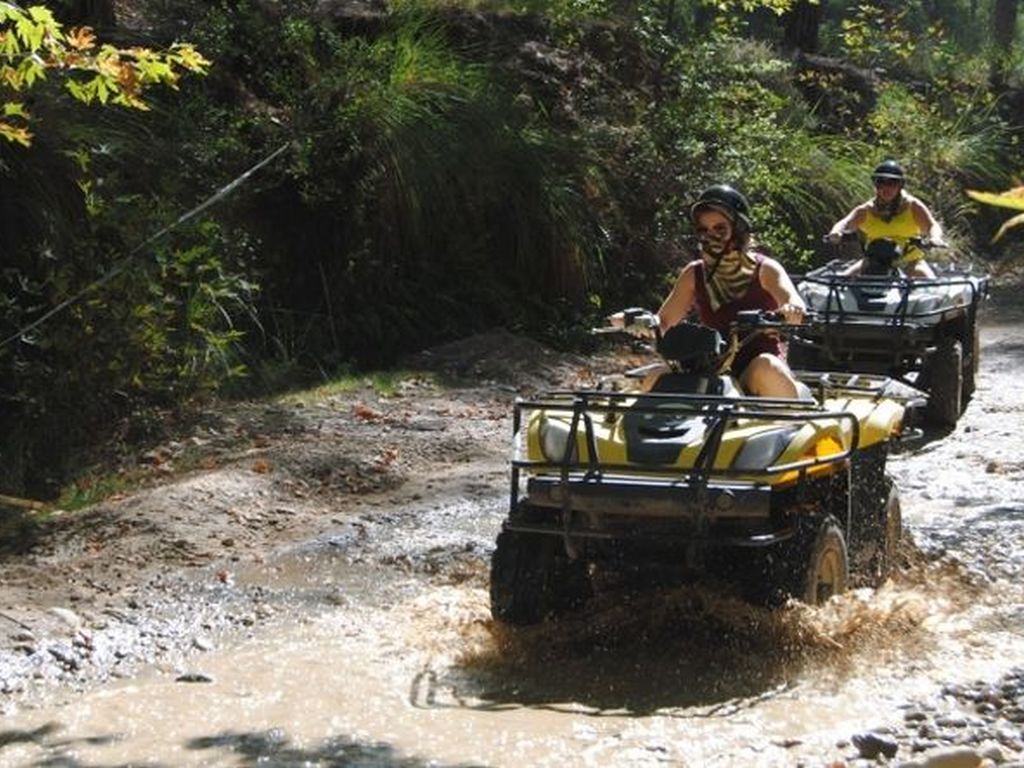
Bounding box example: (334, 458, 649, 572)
(742, 354, 798, 397)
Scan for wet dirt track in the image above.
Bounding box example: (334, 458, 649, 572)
(2, 310, 1024, 767)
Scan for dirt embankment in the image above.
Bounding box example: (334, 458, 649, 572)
(0, 329, 618, 683)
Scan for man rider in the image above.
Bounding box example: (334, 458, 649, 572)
(826, 160, 946, 278)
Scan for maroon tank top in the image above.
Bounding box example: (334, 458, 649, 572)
(693, 254, 784, 375)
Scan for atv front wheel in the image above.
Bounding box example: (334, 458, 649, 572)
(925, 339, 963, 429)
(962, 323, 980, 404)
(796, 517, 849, 605)
(490, 530, 591, 626)
(875, 477, 902, 583)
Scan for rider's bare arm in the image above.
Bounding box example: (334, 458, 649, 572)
(827, 203, 871, 241)
(907, 195, 946, 246)
(759, 258, 806, 323)
(656, 262, 697, 332)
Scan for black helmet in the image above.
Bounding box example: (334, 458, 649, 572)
(872, 160, 905, 183)
(689, 184, 752, 232)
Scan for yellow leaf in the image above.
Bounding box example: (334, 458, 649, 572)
(171, 43, 210, 73)
(991, 211, 1024, 243)
(966, 187, 1024, 211)
(66, 26, 96, 52)
(0, 119, 32, 146)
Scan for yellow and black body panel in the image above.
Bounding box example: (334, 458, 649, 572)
(507, 371, 913, 557)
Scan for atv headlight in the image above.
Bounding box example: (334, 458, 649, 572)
(538, 416, 578, 464)
(732, 428, 798, 471)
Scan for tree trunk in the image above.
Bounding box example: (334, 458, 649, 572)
(694, 2, 715, 36)
(58, 0, 117, 28)
(991, 0, 1019, 89)
(782, 0, 824, 54)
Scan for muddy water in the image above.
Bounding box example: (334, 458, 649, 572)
(3, 324, 1024, 767)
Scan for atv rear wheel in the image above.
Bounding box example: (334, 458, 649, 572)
(490, 530, 591, 626)
(925, 338, 963, 429)
(796, 517, 849, 605)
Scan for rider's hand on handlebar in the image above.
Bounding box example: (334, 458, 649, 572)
(778, 303, 805, 325)
(824, 231, 842, 245)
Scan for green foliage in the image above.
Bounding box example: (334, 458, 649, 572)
(171, 6, 612, 370)
(838, 4, 914, 70)
(0, 3, 208, 145)
(2, 0, 1020, 499)
(647, 35, 872, 267)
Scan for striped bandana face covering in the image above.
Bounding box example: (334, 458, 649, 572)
(872, 190, 904, 222)
(703, 248, 757, 311)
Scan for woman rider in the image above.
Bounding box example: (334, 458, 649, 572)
(826, 160, 946, 278)
(656, 184, 807, 399)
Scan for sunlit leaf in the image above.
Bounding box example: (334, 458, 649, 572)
(991, 212, 1024, 242)
(0, 118, 31, 145)
(0, 3, 23, 23)
(966, 187, 1024, 211)
(0, 29, 21, 57)
(15, 16, 44, 50)
(171, 43, 210, 73)
(66, 26, 95, 52)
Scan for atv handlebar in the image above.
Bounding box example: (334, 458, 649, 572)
(822, 231, 860, 245)
(733, 309, 817, 331)
(598, 308, 813, 338)
(823, 232, 946, 250)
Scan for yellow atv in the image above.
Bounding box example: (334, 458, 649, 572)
(490, 310, 918, 626)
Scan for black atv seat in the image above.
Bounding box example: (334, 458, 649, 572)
(863, 238, 901, 276)
(657, 322, 725, 372)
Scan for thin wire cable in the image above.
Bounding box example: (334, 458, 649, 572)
(0, 140, 294, 351)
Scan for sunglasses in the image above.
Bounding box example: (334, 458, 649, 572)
(695, 223, 731, 238)
(874, 178, 901, 188)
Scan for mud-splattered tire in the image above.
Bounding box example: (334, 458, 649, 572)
(796, 517, 849, 605)
(490, 530, 590, 626)
(926, 339, 963, 429)
(962, 323, 980, 403)
(876, 477, 902, 583)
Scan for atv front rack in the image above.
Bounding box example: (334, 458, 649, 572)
(508, 390, 859, 548)
(792, 268, 988, 376)
(798, 268, 983, 327)
(797, 268, 987, 327)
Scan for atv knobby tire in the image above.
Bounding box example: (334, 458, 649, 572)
(875, 477, 902, 584)
(925, 339, 963, 429)
(490, 530, 591, 625)
(962, 323, 980, 404)
(795, 517, 849, 605)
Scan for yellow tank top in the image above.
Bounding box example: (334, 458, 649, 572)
(860, 204, 924, 264)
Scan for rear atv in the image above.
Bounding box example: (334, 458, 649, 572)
(489, 311, 914, 626)
(791, 237, 988, 429)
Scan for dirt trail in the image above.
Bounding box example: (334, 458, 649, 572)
(1, 298, 1023, 767)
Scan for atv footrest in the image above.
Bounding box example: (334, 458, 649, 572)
(525, 475, 770, 520)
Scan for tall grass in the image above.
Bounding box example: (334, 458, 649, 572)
(243, 12, 610, 369)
